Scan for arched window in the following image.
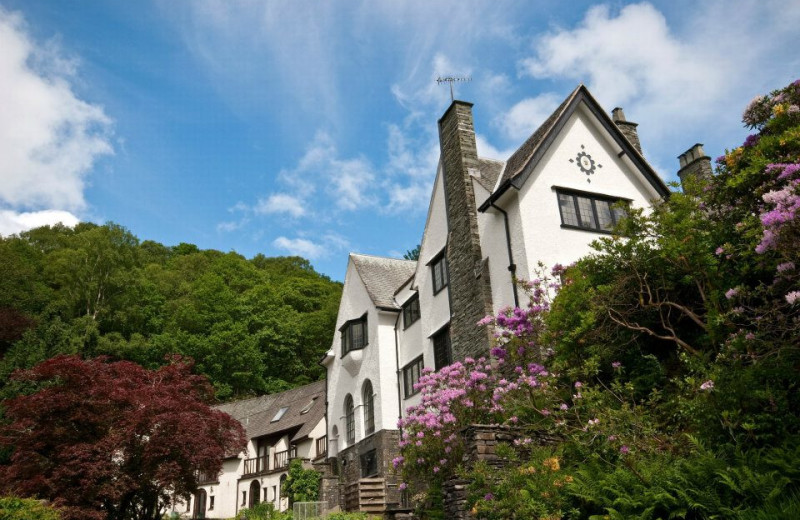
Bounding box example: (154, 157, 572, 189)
(344, 394, 355, 445)
(363, 380, 375, 436)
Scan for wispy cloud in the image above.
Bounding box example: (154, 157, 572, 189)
(0, 7, 113, 235)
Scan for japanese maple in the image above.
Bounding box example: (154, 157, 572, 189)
(0, 355, 246, 520)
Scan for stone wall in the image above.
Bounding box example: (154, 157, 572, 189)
(312, 458, 341, 512)
(437, 101, 495, 362)
(337, 429, 403, 510)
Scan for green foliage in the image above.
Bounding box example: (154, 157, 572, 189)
(0, 497, 61, 520)
(281, 459, 321, 505)
(326, 512, 372, 520)
(233, 502, 291, 520)
(403, 244, 421, 261)
(0, 223, 342, 401)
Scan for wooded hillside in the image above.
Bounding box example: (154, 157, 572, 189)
(0, 223, 342, 401)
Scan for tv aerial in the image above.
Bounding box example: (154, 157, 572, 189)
(436, 75, 472, 101)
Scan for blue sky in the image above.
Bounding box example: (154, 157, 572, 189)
(0, 1, 798, 281)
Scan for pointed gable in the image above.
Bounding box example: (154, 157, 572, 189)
(350, 254, 416, 310)
(480, 85, 669, 211)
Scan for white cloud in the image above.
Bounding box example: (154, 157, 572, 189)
(496, 93, 562, 142)
(272, 231, 349, 260)
(0, 8, 113, 212)
(0, 209, 79, 236)
(272, 236, 328, 259)
(254, 194, 306, 217)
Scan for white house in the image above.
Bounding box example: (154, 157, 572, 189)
(321, 85, 706, 514)
(175, 381, 327, 519)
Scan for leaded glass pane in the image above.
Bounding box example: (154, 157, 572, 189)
(558, 193, 579, 226)
(576, 196, 596, 229)
(596, 200, 614, 230)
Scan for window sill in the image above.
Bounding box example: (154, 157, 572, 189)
(559, 224, 617, 235)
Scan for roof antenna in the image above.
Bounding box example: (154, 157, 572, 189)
(436, 75, 472, 102)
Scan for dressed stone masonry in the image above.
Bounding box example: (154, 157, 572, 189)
(323, 84, 682, 516)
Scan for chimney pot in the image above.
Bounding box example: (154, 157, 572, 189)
(611, 107, 642, 154)
(677, 143, 712, 194)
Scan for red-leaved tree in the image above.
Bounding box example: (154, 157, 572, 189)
(0, 355, 246, 520)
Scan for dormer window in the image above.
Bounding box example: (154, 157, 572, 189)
(341, 314, 368, 357)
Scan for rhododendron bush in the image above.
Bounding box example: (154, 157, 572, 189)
(396, 79, 800, 519)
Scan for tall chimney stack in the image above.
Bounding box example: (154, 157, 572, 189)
(677, 143, 712, 194)
(437, 101, 494, 361)
(611, 107, 642, 155)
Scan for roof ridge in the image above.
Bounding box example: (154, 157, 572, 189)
(350, 252, 415, 263)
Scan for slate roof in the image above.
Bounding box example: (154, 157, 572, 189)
(500, 85, 581, 186)
(473, 158, 506, 193)
(350, 253, 417, 309)
(215, 380, 326, 444)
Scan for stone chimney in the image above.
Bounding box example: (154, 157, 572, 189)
(611, 107, 642, 154)
(437, 101, 494, 361)
(677, 143, 712, 193)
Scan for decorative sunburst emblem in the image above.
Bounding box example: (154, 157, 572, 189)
(569, 145, 603, 183)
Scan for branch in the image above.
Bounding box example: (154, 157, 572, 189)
(607, 309, 702, 358)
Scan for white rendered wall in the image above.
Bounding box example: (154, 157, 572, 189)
(398, 164, 451, 416)
(325, 258, 399, 452)
(507, 104, 662, 282)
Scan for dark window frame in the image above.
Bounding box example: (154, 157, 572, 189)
(555, 188, 630, 234)
(402, 294, 421, 329)
(360, 449, 378, 477)
(403, 355, 424, 398)
(429, 251, 449, 295)
(432, 325, 452, 371)
(344, 394, 355, 445)
(340, 314, 368, 357)
(363, 380, 375, 436)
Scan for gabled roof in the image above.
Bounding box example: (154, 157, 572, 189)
(350, 253, 416, 310)
(479, 85, 669, 211)
(215, 380, 325, 443)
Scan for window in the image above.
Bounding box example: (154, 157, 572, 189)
(360, 449, 378, 477)
(271, 406, 289, 422)
(341, 315, 368, 356)
(300, 398, 316, 415)
(402, 294, 421, 328)
(432, 326, 452, 370)
(556, 189, 628, 233)
(209, 496, 214, 511)
(363, 380, 375, 436)
(403, 356, 424, 398)
(344, 394, 355, 445)
(430, 252, 449, 294)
